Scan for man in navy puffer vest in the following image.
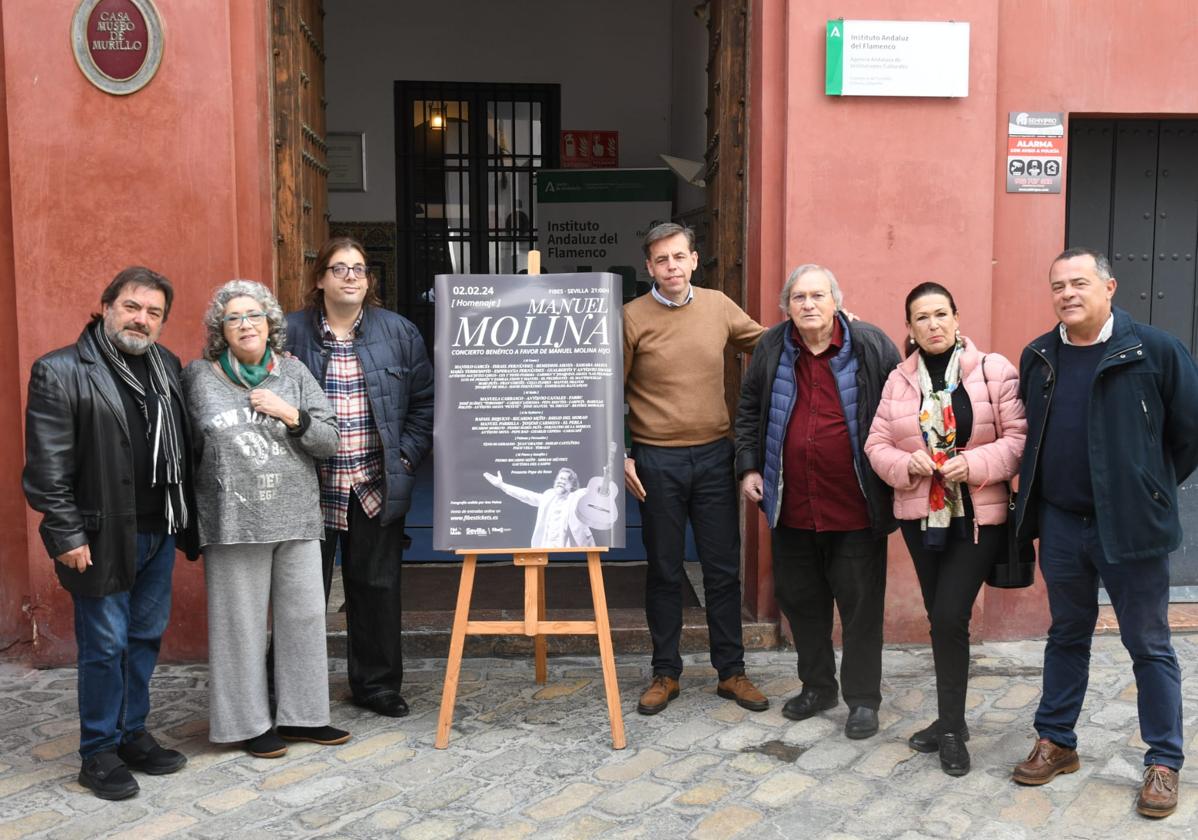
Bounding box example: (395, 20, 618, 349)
(735, 264, 899, 739)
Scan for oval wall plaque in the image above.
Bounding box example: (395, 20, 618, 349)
(71, 0, 163, 95)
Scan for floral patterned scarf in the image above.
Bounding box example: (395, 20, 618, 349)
(917, 341, 965, 548)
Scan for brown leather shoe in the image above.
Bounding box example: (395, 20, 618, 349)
(1136, 765, 1178, 818)
(716, 673, 769, 712)
(636, 675, 680, 715)
(1011, 737, 1080, 785)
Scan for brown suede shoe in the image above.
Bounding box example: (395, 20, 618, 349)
(1011, 737, 1081, 785)
(1136, 765, 1178, 818)
(636, 675, 680, 715)
(716, 673, 769, 712)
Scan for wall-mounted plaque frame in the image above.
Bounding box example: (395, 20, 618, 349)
(825, 19, 970, 98)
(328, 132, 367, 192)
(71, 0, 164, 96)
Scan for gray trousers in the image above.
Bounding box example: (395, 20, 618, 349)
(204, 540, 330, 742)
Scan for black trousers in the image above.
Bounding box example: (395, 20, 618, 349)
(322, 491, 407, 702)
(635, 438, 746, 680)
(900, 520, 998, 732)
(772, 526, 887, 710)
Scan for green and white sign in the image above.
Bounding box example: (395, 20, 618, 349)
(536, 169, 674, 289)
(826, 19, 970, 98)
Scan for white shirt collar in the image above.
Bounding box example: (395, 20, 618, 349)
(1059, 313, 1114, 346)
(650, 282, 694, 308)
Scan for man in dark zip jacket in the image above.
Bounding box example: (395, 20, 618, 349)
(1010, 247, 1198, 819)
(734, 264, 899, 740)
(286, 237, 434, 719)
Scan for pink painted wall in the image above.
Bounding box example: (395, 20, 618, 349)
(749, 0, 1198, 642)
(1, 1, 274, 665)
(0, 8, 33, 655)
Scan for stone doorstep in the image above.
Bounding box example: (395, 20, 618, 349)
(325, 607, 779, 659)
(322, 602, 1198, 659)
(1095, 602, 1198, 634)
(321, 599, 1198, 661)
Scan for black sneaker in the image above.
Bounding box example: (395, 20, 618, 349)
(117, 731, 187, 775)
(277, 725, 351, 745)
(78, 750, 139, 800)
(244, 729, 288, 758)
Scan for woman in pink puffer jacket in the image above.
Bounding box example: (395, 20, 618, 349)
(865, 282, 1026, 778)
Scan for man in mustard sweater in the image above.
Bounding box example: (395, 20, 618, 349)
(624, 222, 769, 715)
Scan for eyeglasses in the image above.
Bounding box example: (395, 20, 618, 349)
(326, 262, 368, 280)
(223, 311, 266, 327)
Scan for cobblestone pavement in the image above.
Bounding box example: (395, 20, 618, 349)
(1, 635, 1195, 839)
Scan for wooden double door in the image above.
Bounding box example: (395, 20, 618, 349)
(272, 0, 328, 314)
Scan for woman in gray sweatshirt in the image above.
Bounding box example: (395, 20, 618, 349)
(183, 280, 348, 758)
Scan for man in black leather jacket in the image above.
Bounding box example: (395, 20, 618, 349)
(23, 267, 197, 800)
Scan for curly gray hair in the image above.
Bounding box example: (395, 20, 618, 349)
(201, 280, 287, 361)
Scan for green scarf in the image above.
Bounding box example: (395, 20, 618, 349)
(221, 346, 274, 388)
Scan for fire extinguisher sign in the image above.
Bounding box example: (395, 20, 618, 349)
(560, 131, 619, 169)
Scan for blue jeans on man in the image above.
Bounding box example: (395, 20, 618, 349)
(1035, 502, 1184, 770)
(72, 532, 176, 758)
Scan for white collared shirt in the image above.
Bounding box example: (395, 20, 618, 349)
(1059, 313, 1114, 346)
(650, 282, 694, 308)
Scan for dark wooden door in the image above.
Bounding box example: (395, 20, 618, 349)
(704, 0, 751, 424)
(1066, 119, 1198, 351)
(272, 0, 328, 312)
(1066, 118, 1198, 596)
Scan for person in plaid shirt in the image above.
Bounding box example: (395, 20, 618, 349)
(286, 237, 434, 718)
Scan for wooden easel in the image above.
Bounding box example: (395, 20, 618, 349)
(434, 547, 625, 749)
(434, 249, 626, 750)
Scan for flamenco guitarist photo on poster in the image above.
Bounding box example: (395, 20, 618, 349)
(483, 441, 621, 548)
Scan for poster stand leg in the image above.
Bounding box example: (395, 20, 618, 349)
(534, 564, 548, 684)
(435, 552, 477, 749)
(434, 547, 625, 750)
(586, 551, 626, 748)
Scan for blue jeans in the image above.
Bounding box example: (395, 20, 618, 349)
(72, 532, 176, 758)
(1035, 502, 1183, 770)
